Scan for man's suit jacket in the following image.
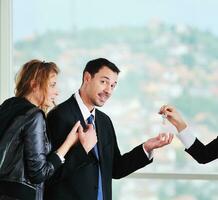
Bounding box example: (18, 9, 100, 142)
(186, 137, 218, 164)
(44, 95, 152, 200)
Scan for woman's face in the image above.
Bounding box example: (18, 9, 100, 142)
(44, 72, 58, 107)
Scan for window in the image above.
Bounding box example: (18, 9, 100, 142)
(4, 0, 218, 199)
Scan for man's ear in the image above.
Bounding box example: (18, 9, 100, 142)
(83, 72, 92, 83)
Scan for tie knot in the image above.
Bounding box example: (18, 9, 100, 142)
(87, 114, 94, 124)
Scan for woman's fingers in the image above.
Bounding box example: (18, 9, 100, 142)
(159, 105, 174, 115)
(70, 121, 81, 134)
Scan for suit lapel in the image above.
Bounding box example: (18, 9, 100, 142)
(69, 94, 98, 160)
(68, 94, 86, 128)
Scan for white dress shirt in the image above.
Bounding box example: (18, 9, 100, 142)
(75, 91, 95, 122)
(176, 126, 196, 149)
(75, 90, 152, 160)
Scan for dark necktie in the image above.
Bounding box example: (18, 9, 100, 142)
(87, 114, 103, 200)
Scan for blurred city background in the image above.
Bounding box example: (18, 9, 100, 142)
(12, 0, 218, 199)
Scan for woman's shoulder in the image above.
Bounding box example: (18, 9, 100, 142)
(26, 107, 45, 120)
(24, 108, 46, 130)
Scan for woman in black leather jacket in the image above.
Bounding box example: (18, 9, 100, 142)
(0, 60, 97, 200)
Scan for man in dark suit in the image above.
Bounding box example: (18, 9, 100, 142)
(45, 58, 173, 200)
(159, 105, 218, 164)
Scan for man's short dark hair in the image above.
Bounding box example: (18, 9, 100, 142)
(82, 58, 120, 82)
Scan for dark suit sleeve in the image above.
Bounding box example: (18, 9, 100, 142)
(185, 137, 218, 164)
(46, 107, 93, 181)
(107, 118, 153, 179)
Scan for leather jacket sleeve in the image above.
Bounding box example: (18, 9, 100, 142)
(23, 111, 62, 184)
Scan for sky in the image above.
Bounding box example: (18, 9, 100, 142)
(13, 0, 218, 41)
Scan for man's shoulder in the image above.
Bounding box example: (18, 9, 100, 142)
(95, 109, 111, 121)
(48, 95, 77, 116)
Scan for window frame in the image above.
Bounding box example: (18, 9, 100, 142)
(0, 0, 13, 103)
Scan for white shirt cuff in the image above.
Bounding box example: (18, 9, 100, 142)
(142, 144, 153, 160)
(176, 126, 196, 149)
(55, 152, 65, 164)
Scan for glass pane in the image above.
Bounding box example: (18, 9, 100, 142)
(13, 0, 218, 175)
(113, 178, 218, 200)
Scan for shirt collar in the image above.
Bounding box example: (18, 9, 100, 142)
(74, 90, 95, 122)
